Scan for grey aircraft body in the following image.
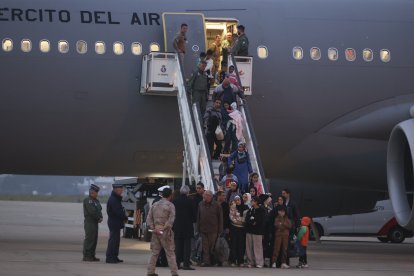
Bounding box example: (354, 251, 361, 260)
(1, 0, 414, 227)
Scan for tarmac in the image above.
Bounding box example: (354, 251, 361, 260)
(0, 200, 413, 276)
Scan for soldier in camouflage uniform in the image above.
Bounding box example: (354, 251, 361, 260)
(209, 35, 222, 80)
(147, 187, 179, 276)
(188, 61, 209, 114)
(83, 184, 103, 262)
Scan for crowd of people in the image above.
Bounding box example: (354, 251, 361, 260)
(148, 183, 310, 276)
(82, 181, 310, 276)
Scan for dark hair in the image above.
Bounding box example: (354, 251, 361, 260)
(237, 25, 245, 31)
(214, 98, 222, 103)
(221, 61, 227, 67)
(251, 196, 259, 203)
(217, 191, 225, 197)
(250, 172, 259, 182)
(226, 166, 233, 174)
(249, 186, 258, 195)
(200, 52, 206, 58)
(276, 204, 287, 212)
(277, 195, 286, 205)
(206, 49, 213, 56)
(282, 188, 291, 195)
(196, 182, 205, 188)
(181, 23, 188, 28)
(162, 188, 172, 198)
(229, 65, 235, 69)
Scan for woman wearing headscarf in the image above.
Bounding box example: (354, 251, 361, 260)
(228, 102, 244, 144)
(242, 193, 252, 208)
(228, 142, 253, 194)
(229, 196, 248, 266)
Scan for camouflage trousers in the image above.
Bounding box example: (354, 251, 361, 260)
(147, 230, 178, 275)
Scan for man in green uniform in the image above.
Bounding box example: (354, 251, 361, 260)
(83, 183, 103, 262)
(231, 25, 249, 56)
(187, 61, 208, 114)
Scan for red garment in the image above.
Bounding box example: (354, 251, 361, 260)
(300, 217, 311, 247)
(228, 72, 240, 87)
(253, 181, 264, 196)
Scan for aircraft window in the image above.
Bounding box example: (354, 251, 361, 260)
(257, 46, 268, 59)
(40, 40, 50, 53)
(363, 48, 373, 62)
(380, 49, 391, 62)
(345, 48, 356, 61)
(95, 41, 105, 54)
(2, 38, 13, 52)
(328, 47, 338, 61)
(131, 42, 142, 55)
(21, 39, 32, 53)
(292, 46, 303, 60)
(310, 47, 321, 60)
(58, 40, 69, 54)
(76, 40, 87, 54)
(113, 42, 124, 55)
(150, 43, 160, 52)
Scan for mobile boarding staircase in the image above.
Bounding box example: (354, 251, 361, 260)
(140, 52, 266, 193)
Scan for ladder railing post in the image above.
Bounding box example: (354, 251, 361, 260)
(230, 54, 267, 193)
(173, 53, 215, 192)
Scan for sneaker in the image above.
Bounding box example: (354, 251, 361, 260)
(256, 265, 263, 268)
(231, 263, 236, 267)
(302, 264, 309, 268)
(281, 263, 290, 269)
(296, 263, 304, 268)
(247, 264, 253, 268)
(271, 263, 276, 268)
(239, 263, 245, 267)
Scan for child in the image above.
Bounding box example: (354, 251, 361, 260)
(218, 62, 228, 84)
(196, 52, 206, 66)
(296, 216, 311, 268)
(221, 166, 238, 192)
(228, 65, 240, 88)
(271, 205, 291, 268)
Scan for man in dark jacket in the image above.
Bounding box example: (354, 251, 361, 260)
(197, 190, 223, 266)
(245, 196, 266, 268)
(106, 183, 126, 263)
(217, 191, 230, 235)
(282, 189, 301, 230)
(173, 185, 196, 270)
(190, 182, 205, 264)
(204, 98, 222, 159)
(231, 25, 249, 56)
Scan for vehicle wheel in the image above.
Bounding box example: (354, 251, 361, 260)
(377, 237, 389, 243)
(388, 227, 405, 243)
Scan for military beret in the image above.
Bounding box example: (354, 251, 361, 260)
(90, 184, 100, 192)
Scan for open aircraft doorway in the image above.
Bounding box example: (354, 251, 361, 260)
(205, 18, 238, 80)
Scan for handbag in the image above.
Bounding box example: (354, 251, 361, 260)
(215, 125, 224, 140)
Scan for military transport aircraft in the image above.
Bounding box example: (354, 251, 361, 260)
(0, 0, 413, 230)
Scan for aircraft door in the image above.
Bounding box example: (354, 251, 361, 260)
(162, 13, 206, 76)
